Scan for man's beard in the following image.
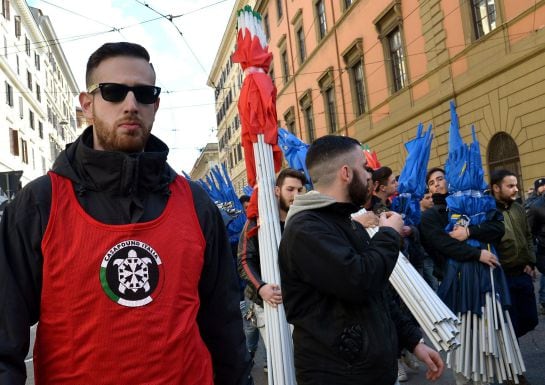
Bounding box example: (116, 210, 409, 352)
(279, 195, 291, 213)
(348, 172, 369, 206)
(93, 112, 151, 152)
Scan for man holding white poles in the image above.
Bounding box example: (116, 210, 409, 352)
(238, 168, 306, 367)
(278, 135, 444, 385)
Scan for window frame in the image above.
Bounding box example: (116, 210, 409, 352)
(374, 1, 409, 94)
(299, 89, 315, 143)
(318, 68, 338, 134)
(314, 0, 328, 41)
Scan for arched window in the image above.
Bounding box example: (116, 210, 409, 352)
(487, 132, 524, 196)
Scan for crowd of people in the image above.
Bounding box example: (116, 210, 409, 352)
(0, 41, 543, 385)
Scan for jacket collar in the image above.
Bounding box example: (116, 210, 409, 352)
(53, 126, 175, 195)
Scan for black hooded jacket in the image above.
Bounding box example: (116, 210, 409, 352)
(279, 196, 421, 385)
(420, 193, 505, 276)
(0, 127, 251, 385)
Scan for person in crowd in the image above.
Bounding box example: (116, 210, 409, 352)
(526, 177, 545, 315)
(279, 135, 444, 385)
(240, 194, 251, 213)
(238, 168, 306, 371)
(370, 166, 398, 213)
(419, 189, 439, 291)
(420, 167, 504, 385)
(372, 165, 425, 382)
(491, 169, 538, 343)
(0, 42, 251, 385)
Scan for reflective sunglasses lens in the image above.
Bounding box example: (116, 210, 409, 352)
(133, 86, 160, 104)
(100, 84, 129, 102)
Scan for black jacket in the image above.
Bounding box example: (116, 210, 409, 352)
(279, 200, 421, 385)
(0, 127, 251, 385)
(420, 193, 505, 276)
(526, 195, 545, 273)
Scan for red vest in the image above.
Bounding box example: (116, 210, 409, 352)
(35, 172, 213, 385)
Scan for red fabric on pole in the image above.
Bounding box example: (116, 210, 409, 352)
(232, 29, 282, 187)
(364, 150, 381, 170)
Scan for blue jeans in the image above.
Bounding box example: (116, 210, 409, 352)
(240, 299, 260, 355)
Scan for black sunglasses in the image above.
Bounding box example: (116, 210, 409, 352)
(87, 83, 161, 104)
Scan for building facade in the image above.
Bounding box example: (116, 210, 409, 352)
(189, 142, 220, 181)
(0, 0, 78, 189)
(208, 0, 256, 196)
(252, 0, 545, 192)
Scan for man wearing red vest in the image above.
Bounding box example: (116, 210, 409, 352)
(0, 42, 252, 385)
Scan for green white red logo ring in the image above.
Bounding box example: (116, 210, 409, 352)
(100, 240, 163, 307)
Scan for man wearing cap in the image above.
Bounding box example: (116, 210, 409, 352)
(526, 177, 545, 314)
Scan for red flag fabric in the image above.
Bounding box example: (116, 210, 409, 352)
(233, 29, 282, 187)
(364, 150, 381, 170)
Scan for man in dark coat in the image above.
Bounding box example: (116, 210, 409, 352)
(491, 169, 537, 340)
(278, 135, 444, 385)
(0, 42, 251, 385)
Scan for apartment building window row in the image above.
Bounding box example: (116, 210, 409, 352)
(2, 0, 10, 20)
(283, 106, 295, 134)
(296, 26, 306, 63)
(471, 0, 497, 39)
(21, 139, 28, 164)
(35, 53, 41, 71)
(344, 0, 354, 10)
(319, 70, 338, 134)
(276, 0, 283, 21)
(5, 81, 13, 106)
(29, 109, 34, 130)
(280, 49, 289, 84)
(14, 15, 20, 38)
(388, 27, 407, 93)
(316, 0, 327, 40)
(375, 3, 408, 94)
(299, 90, 315, 143)
(350, 59, 366, 116)
(216, 88, 233, 125)
(27, 70, 32, 90)
(9, 128, 18, 156)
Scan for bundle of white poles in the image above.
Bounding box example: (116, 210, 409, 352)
(254, 134, 296, 385)
(446, 285, 526, 384)
(351, 209, 460, 352)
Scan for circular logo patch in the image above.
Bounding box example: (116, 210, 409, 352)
(100, 240, 163, 307)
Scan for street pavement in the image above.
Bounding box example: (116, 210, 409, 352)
(250, 311, 545, 385)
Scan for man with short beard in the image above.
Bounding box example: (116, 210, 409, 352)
(237, 168, 306, 364)
(278, 135, 444, 385)
(491, 171, 538, 333)
(0, 42, 251, 385)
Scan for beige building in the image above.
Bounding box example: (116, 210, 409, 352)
(251, 0, 545, 192)
(189, 142, 220, 181)
(208, 0, 256, 196)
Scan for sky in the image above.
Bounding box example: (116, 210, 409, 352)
(26, 0, 237, 174)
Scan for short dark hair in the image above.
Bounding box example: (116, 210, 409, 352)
(86, 42, 154, 87)
(490, 169, 516, 188)
(239, 195, 250, 204)
(372, 166, 393, 192)
(426, 167, 445, 185)
(306, 135, 361, 186)
(276, 168, 307, 187)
